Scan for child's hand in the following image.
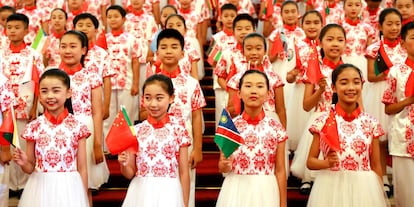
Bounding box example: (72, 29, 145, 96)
(317, 77, 328, 92)
(130, 85, 139, 96)
(118, 151, 131, 166)
(13, 148, 28, 166)
(93, 145, 104, 164)
(325, 151, 339, 168)
(218, 152, 233, 173)
(0, 149, 12, 165)
(189, 148, 203, 169)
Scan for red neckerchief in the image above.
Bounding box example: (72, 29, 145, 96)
(323, 58, 343, 70)
(147, 114, 170, 129)
(59, 63, 83, 75)
(405, 58, 414, 97)
(283, 24, 297, 32)
(44, 108, 69, 125)
(111, 29, 124, 37)
(9, 42, 26, 53)
(51, 30, 65, 39)
(88, 42, 95, 50)
(402, 18, 414, 26)
(383, 38, 399, 48)
(241, 110, 265, 125)
(367, 7, 379, 16)
(129, 7, 144, 16)
(345, 17, 360, 26)
(179, 7, 191, 14)
(235, 43, 243, 52)
(159, 67, 181, 78)
(335, 103, 362, 122)
(327, 0, 337, 8)
(223, 28, 233, 36)
(304, 37, 319, 47)
(24, 4, 36, 11)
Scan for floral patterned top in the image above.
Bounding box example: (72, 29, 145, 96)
(0, 72, 15, 112)
(342, 19, 375, 56)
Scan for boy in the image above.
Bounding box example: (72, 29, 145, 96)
(16, 0, 48, 44)
(121, 0, 160, 24)
(394, 0, 414, 26)
(102, 5, 144, 144)
(0, 13, 44, 197)
(0, 5, 15, 48)
(144, 28, 206, 207)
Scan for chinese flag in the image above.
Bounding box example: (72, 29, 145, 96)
(270, 32, 284, 57)
(306, 45, 323, 84)
(320, 109, 340, 151)
(105, 107, 138, 155)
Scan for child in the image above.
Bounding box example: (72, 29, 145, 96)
(58, 30, 109, 206)
(73, 13, 115, 121)
(119, 74, 190, 207)
(0, 5, 15, 48)
(341, 0, 375, 82)
(13, 69, 89, 207)
(314, 0, 344, 25)
(65, 0, 109, 30)
(285, 10, 322, 151)
(102, 5, 143, 144)
(365, 8, 406, 195)
(261, 0, 283, 37)
(145, 29, 206, 207)
(1, 13, 44, 196)
(165, 14, 201, 80)
(306, 64, 388, 207)
(382, 22, 414, 207)
(150, 4, 177, 53)
(217, 0, 256, 18)
(125, 0, 157, 48)
(216, 69, 287, 207)
(44, 8, 67, 68)
(291, 24, 346, 194)
(176, 0, 202, 44)
(16, 0, 48, 44)
(361, 0, 383, 43)
(394, 0, 414, 26)
(121, 0, 161, 24)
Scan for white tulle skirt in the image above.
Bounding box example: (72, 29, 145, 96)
(272, 58, 296, 105)
(216, 173, 280, 207)
(286, 83, 311, 151)
(363, 81, 389, 141)
(307, 170, 389, 207)
(291, 112, 324, 180)
(122, 176, 184, 207)
(18, 172, 88, 207)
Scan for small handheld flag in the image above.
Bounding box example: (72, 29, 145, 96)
(374, 43, 393, 76)
(31, 28, 49, 54)
(306, 44, 323, 84)
(105, 106, 138, 155)
(320, 109, 340, 152)
(0, 107, 20, 148)
(206, 39, 222, 66)
(214, 109, 244, 158)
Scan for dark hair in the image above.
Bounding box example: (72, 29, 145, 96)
(243, 32, 267, 52)
(106, 5, 127, 17)
(161, 4, 178, 14)
(233, 13, 255, 30)
(301, 10, 323, 25)
(221, 3, 238, 13)
(378, 8, 402, 39)
(0, 5, 16, 14)
(165, 14, 187, 30)
(156, 28, 185, 50)
(401, 21, 414, 40)
(39, 69, 73, 114)
(6, 13, 29, 28)
(238, 70, 270, 114)
(281, 0, 299, 11)
(331, 64, 363, 104)
(142, 74, 174, 96)
(73, 13, 99, 29)
(61, 30, 89, 67)
(319, 24, 346, 59)
(50, 8, 68, 20)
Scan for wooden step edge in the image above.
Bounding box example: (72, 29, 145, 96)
(99, 187, 128, 191)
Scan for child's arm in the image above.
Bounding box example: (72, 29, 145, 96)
(102, 77, 111, 120)
(218, 152, 233, 173)
(384, 96, 414, 115)
(217, 77, 227, 90)
(191, 61, 199, 80)
(179, 146, 190, 207)
(152, 3, 161, 25)
(274, 86, 286, 129)
(131, 58, 140, 96)
(370, 138, 382, 179)
(29, 95, 38, 121)
(100, 5, 108, 30)
(77, 138, 88, 193)
(306, 134, 339, 170)
(118, 150, 136, 179)
(13, 142, 35, 174)
(190, 109, 203, 168)
(263, 20, 273, 38)
(367, 58, 387, 82)
(227, 88, 238, 117)
(0, 145, 11, 165)
(91, 86, 104, 164)
(303, 79, 326, 112)
(274, 141, 287, 207)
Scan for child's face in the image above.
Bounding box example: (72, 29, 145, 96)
(243, 37, 265, 65)
(39, 77, 72, 117)
(395, 0, 414, 20)
(281, 4, 299, 25)
(178, 0, 192, 9)
(234, 20, 254, 43)
(344, 0, 362, 20)
(6, 20, 28, 42)
(75, 18, 97, 41)
(320, 27, 346, 60)
(332, 68, 362, 107)
(160, 7, 176, 28)
(68, 0, 84, 10)
(130, 0, 144, 10)
(166, 16, 186, 36)
(50, 10, 67, 32)
(59, 34, 86, 66)
(143, 83, 174, 121)
(402, 29, 414, 59)
(221, 10, 237, 30)
(302, 13, 322, 40)
(380, 13, 402, 40)
(156, 38, 184, 66)
(0, 10, 13, 27)
(238, 73, 269, 110)
(107, 9, 125, 30)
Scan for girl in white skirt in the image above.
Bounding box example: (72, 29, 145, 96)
(307, 64, 388, 207)
(118, 74, 190, 207)
(290, 24, 346, 194)
(14, 69, 89, 207)
(217, 70, 287, 207)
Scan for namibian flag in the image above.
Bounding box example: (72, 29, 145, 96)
(0, 107, 19, 148)
(206, 39, 222, 66)
(214, 109, 244, 158)
(106, 106, 138, 155)
(374, 43, 393, 76)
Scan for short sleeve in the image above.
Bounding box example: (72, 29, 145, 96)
(177, 125, 191, 147)
(75, 124, 91, 140)
(191, 81, 207, 111)
(89, 71, 103, 89)
(382, 66, 398, 104)
(131, 36, 144, 59)
(372, 117, 385, 139)
(270, 118, 288, 143)
(21, 121, 38, 141)
(308, 112, 329, 135)
(0, 79, 15, 112)
(365, 41, 380, 59)
(227, 72, 242, 90)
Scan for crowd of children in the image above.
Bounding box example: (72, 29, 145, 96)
(0, 0, 413, 206)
